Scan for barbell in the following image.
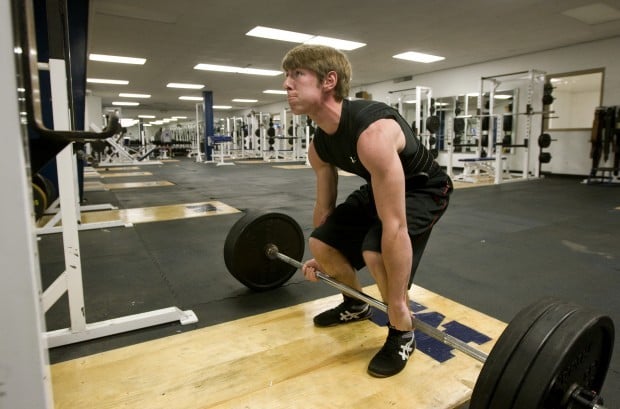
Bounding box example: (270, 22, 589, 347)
(223, 210, 615, 409)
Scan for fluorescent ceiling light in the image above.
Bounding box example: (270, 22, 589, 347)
(241, 67, 281, 76)
(172, 116, 187, 119)
(87, 78, 129, 85)
(494, 94, 512, 100)
(246, 26, 312, 43)
(119, 93, 151, 98)
(246, 25, 365, 51)
(232, 98, 258, 103)
(263, 89, 287, 95)
(112, 101, 139, 106)
(393, 51, 445, 63)
(179, 96, 203, 101)
(304, 36, 366, 51)
(194, 63, 280, 76)
(138, 114, 156, 118)
(167, 83, 204, 89)
(561, 3, 620, 25)
(120, 118, 139, 127)
(194, 64, 237, 73)
(89, 53, 146, 65)
(214, 105, 232, 110)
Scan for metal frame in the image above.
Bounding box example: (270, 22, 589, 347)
(479, 69, 546, 184)
(42, 143, 198, 348)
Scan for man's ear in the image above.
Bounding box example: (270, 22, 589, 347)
(322, 71, 338, 91)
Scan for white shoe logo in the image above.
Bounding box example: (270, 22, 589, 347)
(339, 309, 365, 321)
(399, 337, 415, 361)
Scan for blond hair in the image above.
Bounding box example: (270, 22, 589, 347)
(282, 45, 351, 101)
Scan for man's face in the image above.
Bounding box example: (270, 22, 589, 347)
(283, 68, 323, 115)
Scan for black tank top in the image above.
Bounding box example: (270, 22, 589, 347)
(313, 99, 443, 187)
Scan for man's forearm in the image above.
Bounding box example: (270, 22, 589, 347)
(383, 227, 413, 305)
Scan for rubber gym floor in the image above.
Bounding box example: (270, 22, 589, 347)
(38, 157, 620, 407)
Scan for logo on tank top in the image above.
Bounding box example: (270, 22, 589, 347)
(349, 155, 357, 164)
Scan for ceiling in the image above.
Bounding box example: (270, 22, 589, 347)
(86, 0, 620, 120)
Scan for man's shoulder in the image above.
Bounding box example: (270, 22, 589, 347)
(346, 99, 396, 128)
(347, 99, 387, 110)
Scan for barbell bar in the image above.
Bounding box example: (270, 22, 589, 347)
(265, 243, 489, 364)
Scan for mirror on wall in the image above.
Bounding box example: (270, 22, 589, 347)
(545, 68, 604, 130)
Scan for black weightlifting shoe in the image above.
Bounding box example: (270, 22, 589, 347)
(367, 325, 416, 378)
(313, 296, 372, 327)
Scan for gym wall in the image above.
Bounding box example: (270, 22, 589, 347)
(233, 36, 620, 177)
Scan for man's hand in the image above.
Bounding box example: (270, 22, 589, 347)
(301, 258, 322, 282)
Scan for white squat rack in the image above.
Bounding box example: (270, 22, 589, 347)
(42, 143, 197, 348)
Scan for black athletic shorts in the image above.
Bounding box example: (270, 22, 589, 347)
(310, 177, 452, 284)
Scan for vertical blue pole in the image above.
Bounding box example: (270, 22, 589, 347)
(67, 0, 89, 131)
(203, 90, 214, 161)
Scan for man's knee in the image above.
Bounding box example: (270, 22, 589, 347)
(309, 237, 329, 257)
(309, 238, 338, 268)
(309, 237, 355, 277)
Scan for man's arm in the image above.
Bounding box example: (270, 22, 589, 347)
(357, 119, 413, 328)
(308, 141, 338, 227)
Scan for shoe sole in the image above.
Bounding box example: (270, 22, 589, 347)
(367, 369, 393, 378)
(367, 363, 408, 378)
(313, 313, 372, 328)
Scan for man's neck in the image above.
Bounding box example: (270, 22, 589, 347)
(310, 98, 343, 135)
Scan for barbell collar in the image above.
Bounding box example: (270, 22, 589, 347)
(265, 244, 489, 364)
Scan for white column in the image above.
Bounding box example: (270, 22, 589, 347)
(0, 0, 54, 406)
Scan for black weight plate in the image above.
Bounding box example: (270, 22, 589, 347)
(224, 210, 304, 291)
(470, 297, 564, 409)
(34, 173, 58, 203)
(539, 152, 552, 164)
(426, 115, 440, 134)
(538, 133, 552, 148)
(488, 300, 583, 409)
(513, 307, 614, 408)
(454, 117, 465, 134)
(32, 183, 47, 220)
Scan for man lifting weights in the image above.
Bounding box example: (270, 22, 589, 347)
(281, 44, 453, 377)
